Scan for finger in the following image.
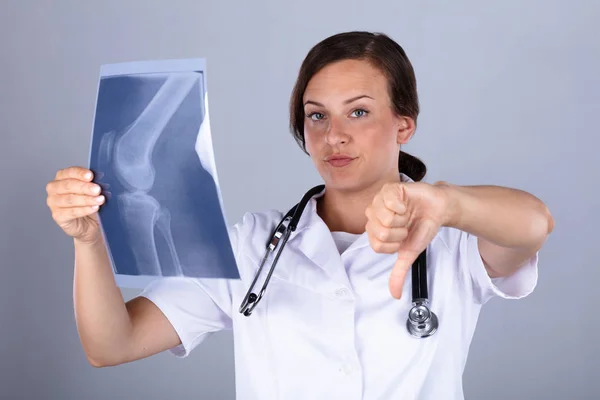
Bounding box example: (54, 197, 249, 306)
(369, 239, 402, 254)
(366, 219, 408, 245)
(367, 202, 409, 228)
(55, 167, 94, 182)
(389, 219, 439, 299)
(47, 179, 102, 196)
(52, 205, 100, 223)
(381, 184, 407, 215)
(48, 193, 105, 209)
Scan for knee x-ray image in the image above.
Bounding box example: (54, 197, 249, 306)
(88, 58, 240, 288)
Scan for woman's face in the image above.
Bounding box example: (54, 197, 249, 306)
(303, 59, 415, 193)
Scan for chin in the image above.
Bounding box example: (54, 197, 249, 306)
(322, 173, 372, 193)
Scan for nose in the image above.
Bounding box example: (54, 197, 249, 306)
(325, 116, 350, 146)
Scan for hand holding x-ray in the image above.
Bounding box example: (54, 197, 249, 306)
(46, 166, 105, 244)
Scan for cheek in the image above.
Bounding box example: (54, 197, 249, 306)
(303, 127, 321, 154)
(354, 118, 396, 148)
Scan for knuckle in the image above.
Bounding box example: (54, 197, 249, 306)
(65, 194, 75, 206)
(377, 229, 389, 241)
(76, 181, 87, 194)
(370, 239, 386, 253)
(371, 241, 382, 252)
(383, 196, 396, 210)
(382, 213, 395, 227)
(74, 180, 85, 194)
(70, 207, 80, 218)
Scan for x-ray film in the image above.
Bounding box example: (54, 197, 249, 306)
(88, 58, 240, 289)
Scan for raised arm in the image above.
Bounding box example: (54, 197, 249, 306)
(73, 236, 181, 367)
(47, 166, 181, 367)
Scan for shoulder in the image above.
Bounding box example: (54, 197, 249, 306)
(223, 209, 287, 283)
(228, 209, 284, 259)
(230, 209, 283, 244)
(235, 209, 284, 233)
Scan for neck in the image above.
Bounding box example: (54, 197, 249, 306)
(317, 174, 402, 234)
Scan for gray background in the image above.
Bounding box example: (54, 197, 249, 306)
(1, 0, 598, 399)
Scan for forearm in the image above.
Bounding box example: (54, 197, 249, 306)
(438, 183, 553, 275)
(73, 237, 133, 365)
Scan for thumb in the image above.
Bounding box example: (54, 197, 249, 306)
(389, 250, 418, 299)
(389, 218, 438, 299)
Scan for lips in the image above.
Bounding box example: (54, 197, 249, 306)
(325, 154, 355, 167)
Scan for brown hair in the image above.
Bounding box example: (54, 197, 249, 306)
(289, 31, 426, 181)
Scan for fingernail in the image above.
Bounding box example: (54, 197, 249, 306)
(85, 172, 93, 180)
(91, 205, 99, 210)
(95, 195, 104, 203)
(92, 185, 101, 194)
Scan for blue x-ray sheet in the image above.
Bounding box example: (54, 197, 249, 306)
(88, 58, 240, 289)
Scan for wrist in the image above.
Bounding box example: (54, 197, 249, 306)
(74, 232, 104, 248)
(434, 181, 462, 228)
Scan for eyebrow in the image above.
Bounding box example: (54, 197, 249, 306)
(304, 94, 374, 107)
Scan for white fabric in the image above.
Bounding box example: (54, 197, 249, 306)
(139, 174, 538, 400)
(331, 231, 361, 254)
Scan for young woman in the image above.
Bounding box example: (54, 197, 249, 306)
(45, 31, 553, 399)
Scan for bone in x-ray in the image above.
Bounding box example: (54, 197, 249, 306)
(88, 58, 239, 288)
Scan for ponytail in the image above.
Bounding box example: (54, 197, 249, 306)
(398, 150, 426, 182)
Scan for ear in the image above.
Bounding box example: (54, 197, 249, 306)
(395, 116, 416, 145)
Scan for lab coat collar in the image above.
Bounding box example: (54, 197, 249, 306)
(287, 194, 350, 285)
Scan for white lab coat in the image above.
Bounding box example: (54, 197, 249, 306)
(140, 174, 538, 400)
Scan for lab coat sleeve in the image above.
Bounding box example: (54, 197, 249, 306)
(139, 276, 234, 358)
(459, 230, 539, 305)
(138, 222, 243, 358)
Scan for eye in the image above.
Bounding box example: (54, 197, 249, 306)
(307, 112, 325, 121)
(351, 109, 368, 118)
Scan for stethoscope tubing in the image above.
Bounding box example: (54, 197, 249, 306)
(239, 185, 438, 338)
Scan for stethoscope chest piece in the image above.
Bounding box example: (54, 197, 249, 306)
(406, 299, 438, 338)
(404, 248, 438, 338)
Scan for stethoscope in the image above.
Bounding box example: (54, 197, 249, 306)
(239, 185, 438, 338)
